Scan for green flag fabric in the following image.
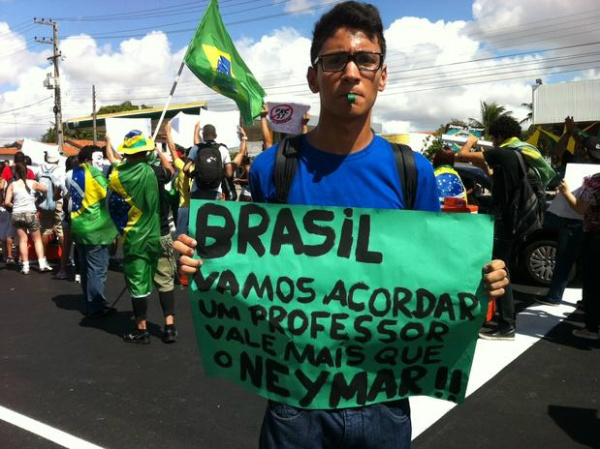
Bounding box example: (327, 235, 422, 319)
(184, 0, 266, 125)
(70, 163, 118, 245)
(188, 200, 494, 409)
(108, 160, 160, 298)
(501, 137, 556, 188)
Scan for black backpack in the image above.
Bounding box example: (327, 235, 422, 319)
(509, 151, 545, 238)
(273, 135, 417, 209)
(194, 141, 224, 190)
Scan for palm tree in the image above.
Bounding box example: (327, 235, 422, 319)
(519, 102, 533, 125)
(469, 101, 513, 138)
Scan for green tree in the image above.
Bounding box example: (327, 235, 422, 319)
(97, 101, 153, 115)
(41, 101, 153, 143)
(519, 102, 533, 125)
(469, 101, 513, 138)
(40, 126, 95, 143)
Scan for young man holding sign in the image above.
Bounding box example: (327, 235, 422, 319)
(175, 2, 509, 448)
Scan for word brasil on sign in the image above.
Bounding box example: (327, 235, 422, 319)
(189, 201, 493, 409)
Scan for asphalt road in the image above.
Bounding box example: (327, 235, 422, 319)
(0, 263, 598, 449)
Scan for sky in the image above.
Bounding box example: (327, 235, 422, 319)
(0, 0, 599, 143)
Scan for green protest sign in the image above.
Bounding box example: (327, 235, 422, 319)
(189, 200, 493, 409)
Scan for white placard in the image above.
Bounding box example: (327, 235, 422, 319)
(170, 112, 200, 149)
(441, 134, 494, 150)
(564, 163, 600, 191)
(199, 109, 240, 149)
(20, 139, 59, 166)
(105, 118, 152, 150)
(266, 96, 311, 135)
(547, 187, 583, 220)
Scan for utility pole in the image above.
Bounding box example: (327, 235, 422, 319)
(35, 18, 64, 153)
(92, 85, 97, 146)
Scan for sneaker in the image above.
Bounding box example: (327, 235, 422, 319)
(87, 307, 117, 319)
(5, 257, 15, 266)
(572, 329, 599, 341)
(20, 266, 30, 275)
(54, 270, 69, 280)
(479, 327, 515, 341)
(39, 264, 53, 272)
(74, 274, 81, 283)
(162, 325, 178, 344)
(534, 296, 560, 307)
(123, 329, 150, 345)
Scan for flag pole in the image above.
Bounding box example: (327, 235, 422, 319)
(152, 60, 186, 141)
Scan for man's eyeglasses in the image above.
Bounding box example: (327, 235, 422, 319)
(312, 52, 383, 73)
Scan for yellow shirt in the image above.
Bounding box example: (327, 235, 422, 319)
(174, 158, 193, 208)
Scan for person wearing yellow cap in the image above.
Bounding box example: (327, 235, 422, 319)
(107, 130, 161, 344)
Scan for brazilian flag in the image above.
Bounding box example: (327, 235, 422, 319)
(184, 0, 266, 125)
(500, 137, 556, 188)
(70, 164, 118, 245)
(108, 160, 160, 298)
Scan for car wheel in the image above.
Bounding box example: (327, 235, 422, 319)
(523, 239, 556, 286)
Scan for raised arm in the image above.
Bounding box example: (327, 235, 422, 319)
(260, 104, 273, 150)
(301, 112, 310, 135)
(554, 116, 574, 164)
(105, 135, 121, 164)
(193, 121, 202, 145)
(558, 179, 590, 215)
(156, 146, 175, 178)
(455, 134, 492, 175)
(165, 121, 181, 162)
(231, 126, 248, 168)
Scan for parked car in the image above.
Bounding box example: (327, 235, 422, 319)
(453, 163, 575, 286)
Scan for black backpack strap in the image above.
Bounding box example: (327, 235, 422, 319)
(392, 143, 417, 210)
(273, 134, 303, 203)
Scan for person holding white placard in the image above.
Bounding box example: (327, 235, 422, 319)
(559, 172, 600, 341)
(535, 117, 600, 307)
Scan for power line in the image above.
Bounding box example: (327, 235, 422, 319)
(0, 97, 53, 115)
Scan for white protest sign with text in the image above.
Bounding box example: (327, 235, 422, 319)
(266, 96, 311, 135)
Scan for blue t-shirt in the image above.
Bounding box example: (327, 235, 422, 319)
(249, 135, 440, 212)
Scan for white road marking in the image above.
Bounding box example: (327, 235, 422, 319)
(411, 288, 581, 439)
(0, 405, 107, 449)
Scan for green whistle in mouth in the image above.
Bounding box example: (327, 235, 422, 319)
(347, 93, 356, 103)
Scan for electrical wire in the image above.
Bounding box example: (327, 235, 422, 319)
(0, 97, 53, 116)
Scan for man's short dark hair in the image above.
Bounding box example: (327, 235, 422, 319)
(488, 115, 521, 141)
(202, 124, 217, 140)
(79, 145, 102, 164)
(310, 1, 386, 67)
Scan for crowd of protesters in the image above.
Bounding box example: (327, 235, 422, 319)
(0, 113, 265, 344)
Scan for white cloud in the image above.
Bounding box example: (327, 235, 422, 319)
(282, 0, 338, 15)
(471, 0, 600, 49)
(1, 0, 599, 144)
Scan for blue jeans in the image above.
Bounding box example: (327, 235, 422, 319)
(259, 399, 411, 449)
(546, 216, 583, 302)
(175, 206, 189, 238)
(78, 244, 110, 315)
